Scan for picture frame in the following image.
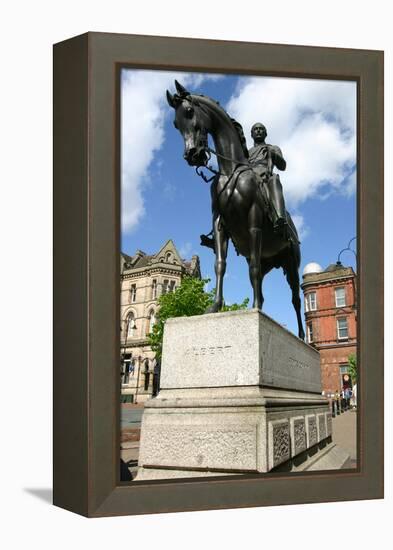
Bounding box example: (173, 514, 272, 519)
(53, 32, 383, 517)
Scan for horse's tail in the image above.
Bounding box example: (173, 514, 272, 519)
(281, 211, 301, 277)
(286, 210, 301, 247)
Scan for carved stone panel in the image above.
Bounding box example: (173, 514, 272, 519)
(290, 416, 306, 457)
(317, 413, 327, 441)
(306, 414, 318, 448)
(326, 412, 332, 437)
(268, 419, 290, 469)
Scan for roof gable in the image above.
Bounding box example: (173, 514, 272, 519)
(151, 239, 182, 265)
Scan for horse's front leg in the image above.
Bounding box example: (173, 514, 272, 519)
(206, 215, 228, 313)
(248, 205, 263, 309)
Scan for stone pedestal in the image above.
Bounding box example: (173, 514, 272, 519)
(135, 309, 346, 480)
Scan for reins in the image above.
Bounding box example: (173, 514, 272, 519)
(194, 145, 250, 184)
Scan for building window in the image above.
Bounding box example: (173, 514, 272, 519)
(121, 353, 134, 384)
(305, 292, 317, 312)
(307, 322, 313, 343)
(130, 284, 137, 302)
(337, 317, 348, 340)
(152, 279, 157, 300)
(126, 312, 136, 338)
(169, 280, 176, 292)
(340, 365, 349, 375)
(162, 279, 169, 294)
(335, 287, 346, 307)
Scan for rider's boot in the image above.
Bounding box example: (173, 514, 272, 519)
(270, 175, 288, 235)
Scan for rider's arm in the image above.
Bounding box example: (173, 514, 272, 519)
(270, 145, 286, 171)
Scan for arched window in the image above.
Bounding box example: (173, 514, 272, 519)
(151, 279, 157, 300)
(146, 309, 156, 335)
(126, 312, 136, 338)
(165, 252, 173, 263)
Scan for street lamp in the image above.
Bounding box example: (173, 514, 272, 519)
(336, 237, 357, 267)
(134, 355, 142, 404)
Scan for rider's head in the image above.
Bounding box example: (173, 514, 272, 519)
(251, 123, 267, 143)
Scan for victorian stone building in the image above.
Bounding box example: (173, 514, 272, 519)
(120, 240, 201, 403)
(301, 261, 357, 396)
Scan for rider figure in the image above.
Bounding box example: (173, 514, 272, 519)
(248, 122, 287, 232)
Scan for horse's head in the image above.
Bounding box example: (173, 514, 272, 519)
(166, 80, 209, 167)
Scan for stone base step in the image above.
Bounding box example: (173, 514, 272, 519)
(134, 441, 351, 481)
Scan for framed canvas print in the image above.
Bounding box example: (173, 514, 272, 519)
(53, 32, 383, 517)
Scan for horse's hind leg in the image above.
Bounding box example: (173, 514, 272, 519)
(248, 206, 263, 309)
(284, 250, 305, 340)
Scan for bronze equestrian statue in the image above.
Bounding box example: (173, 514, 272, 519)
(166, 80, 305, 340)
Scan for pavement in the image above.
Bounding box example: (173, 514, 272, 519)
(119, 404, 357, 480)
(332, 408, 357, 466)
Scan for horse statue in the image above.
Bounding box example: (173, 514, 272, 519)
(166, 80, 305, 340)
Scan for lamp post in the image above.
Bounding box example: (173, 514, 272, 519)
(337, 236, 357, 267)
(134, 355, 142, 404)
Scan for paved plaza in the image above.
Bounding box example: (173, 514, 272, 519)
(331, 408, 357, 465)
(120, 404, 357, 480)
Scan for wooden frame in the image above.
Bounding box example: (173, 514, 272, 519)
(53, 32, 383, 517)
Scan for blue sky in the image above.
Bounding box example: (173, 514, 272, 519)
(121, 69, 356, 335)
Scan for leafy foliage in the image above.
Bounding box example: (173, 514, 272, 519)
(348, 353, 357, 384)
(221, 297, 250, 311)
(148, 276, 249, 360)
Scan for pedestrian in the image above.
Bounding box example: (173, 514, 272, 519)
(334, 389, 340, 413)
(344, 387, 350, 409)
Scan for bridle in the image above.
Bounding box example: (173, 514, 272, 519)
(195, 146, 251, 184)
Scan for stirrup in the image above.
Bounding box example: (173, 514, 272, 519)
(273, 217, 287, 232)
(200, 233, 215, 250)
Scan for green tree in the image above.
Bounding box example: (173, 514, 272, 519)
(348, 353, 357, 384)
(148, 276, 249, 360)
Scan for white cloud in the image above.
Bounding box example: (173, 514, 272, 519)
(121, 70, 222, 234)
(342, 170, 357, 197)
(226, 77, 356, 207)
(291, 213, 309, 241)
(178, 241, 192, 258)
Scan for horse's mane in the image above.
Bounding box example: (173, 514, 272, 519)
(230, 118, 249, 159)
(192, 94, 249, 159)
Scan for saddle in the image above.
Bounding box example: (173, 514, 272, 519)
(200, 167, 299, 251)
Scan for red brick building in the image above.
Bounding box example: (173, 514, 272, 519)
(301, 262, 357, 395)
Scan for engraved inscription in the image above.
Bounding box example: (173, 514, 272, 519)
(184, 345, 232, 357)
(306, 416, 318, 447)
(293, 419, 306, 454)
(288, 357, 310, 370)
(318, 413, 327, 440)
(273, 423, 290, 466)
